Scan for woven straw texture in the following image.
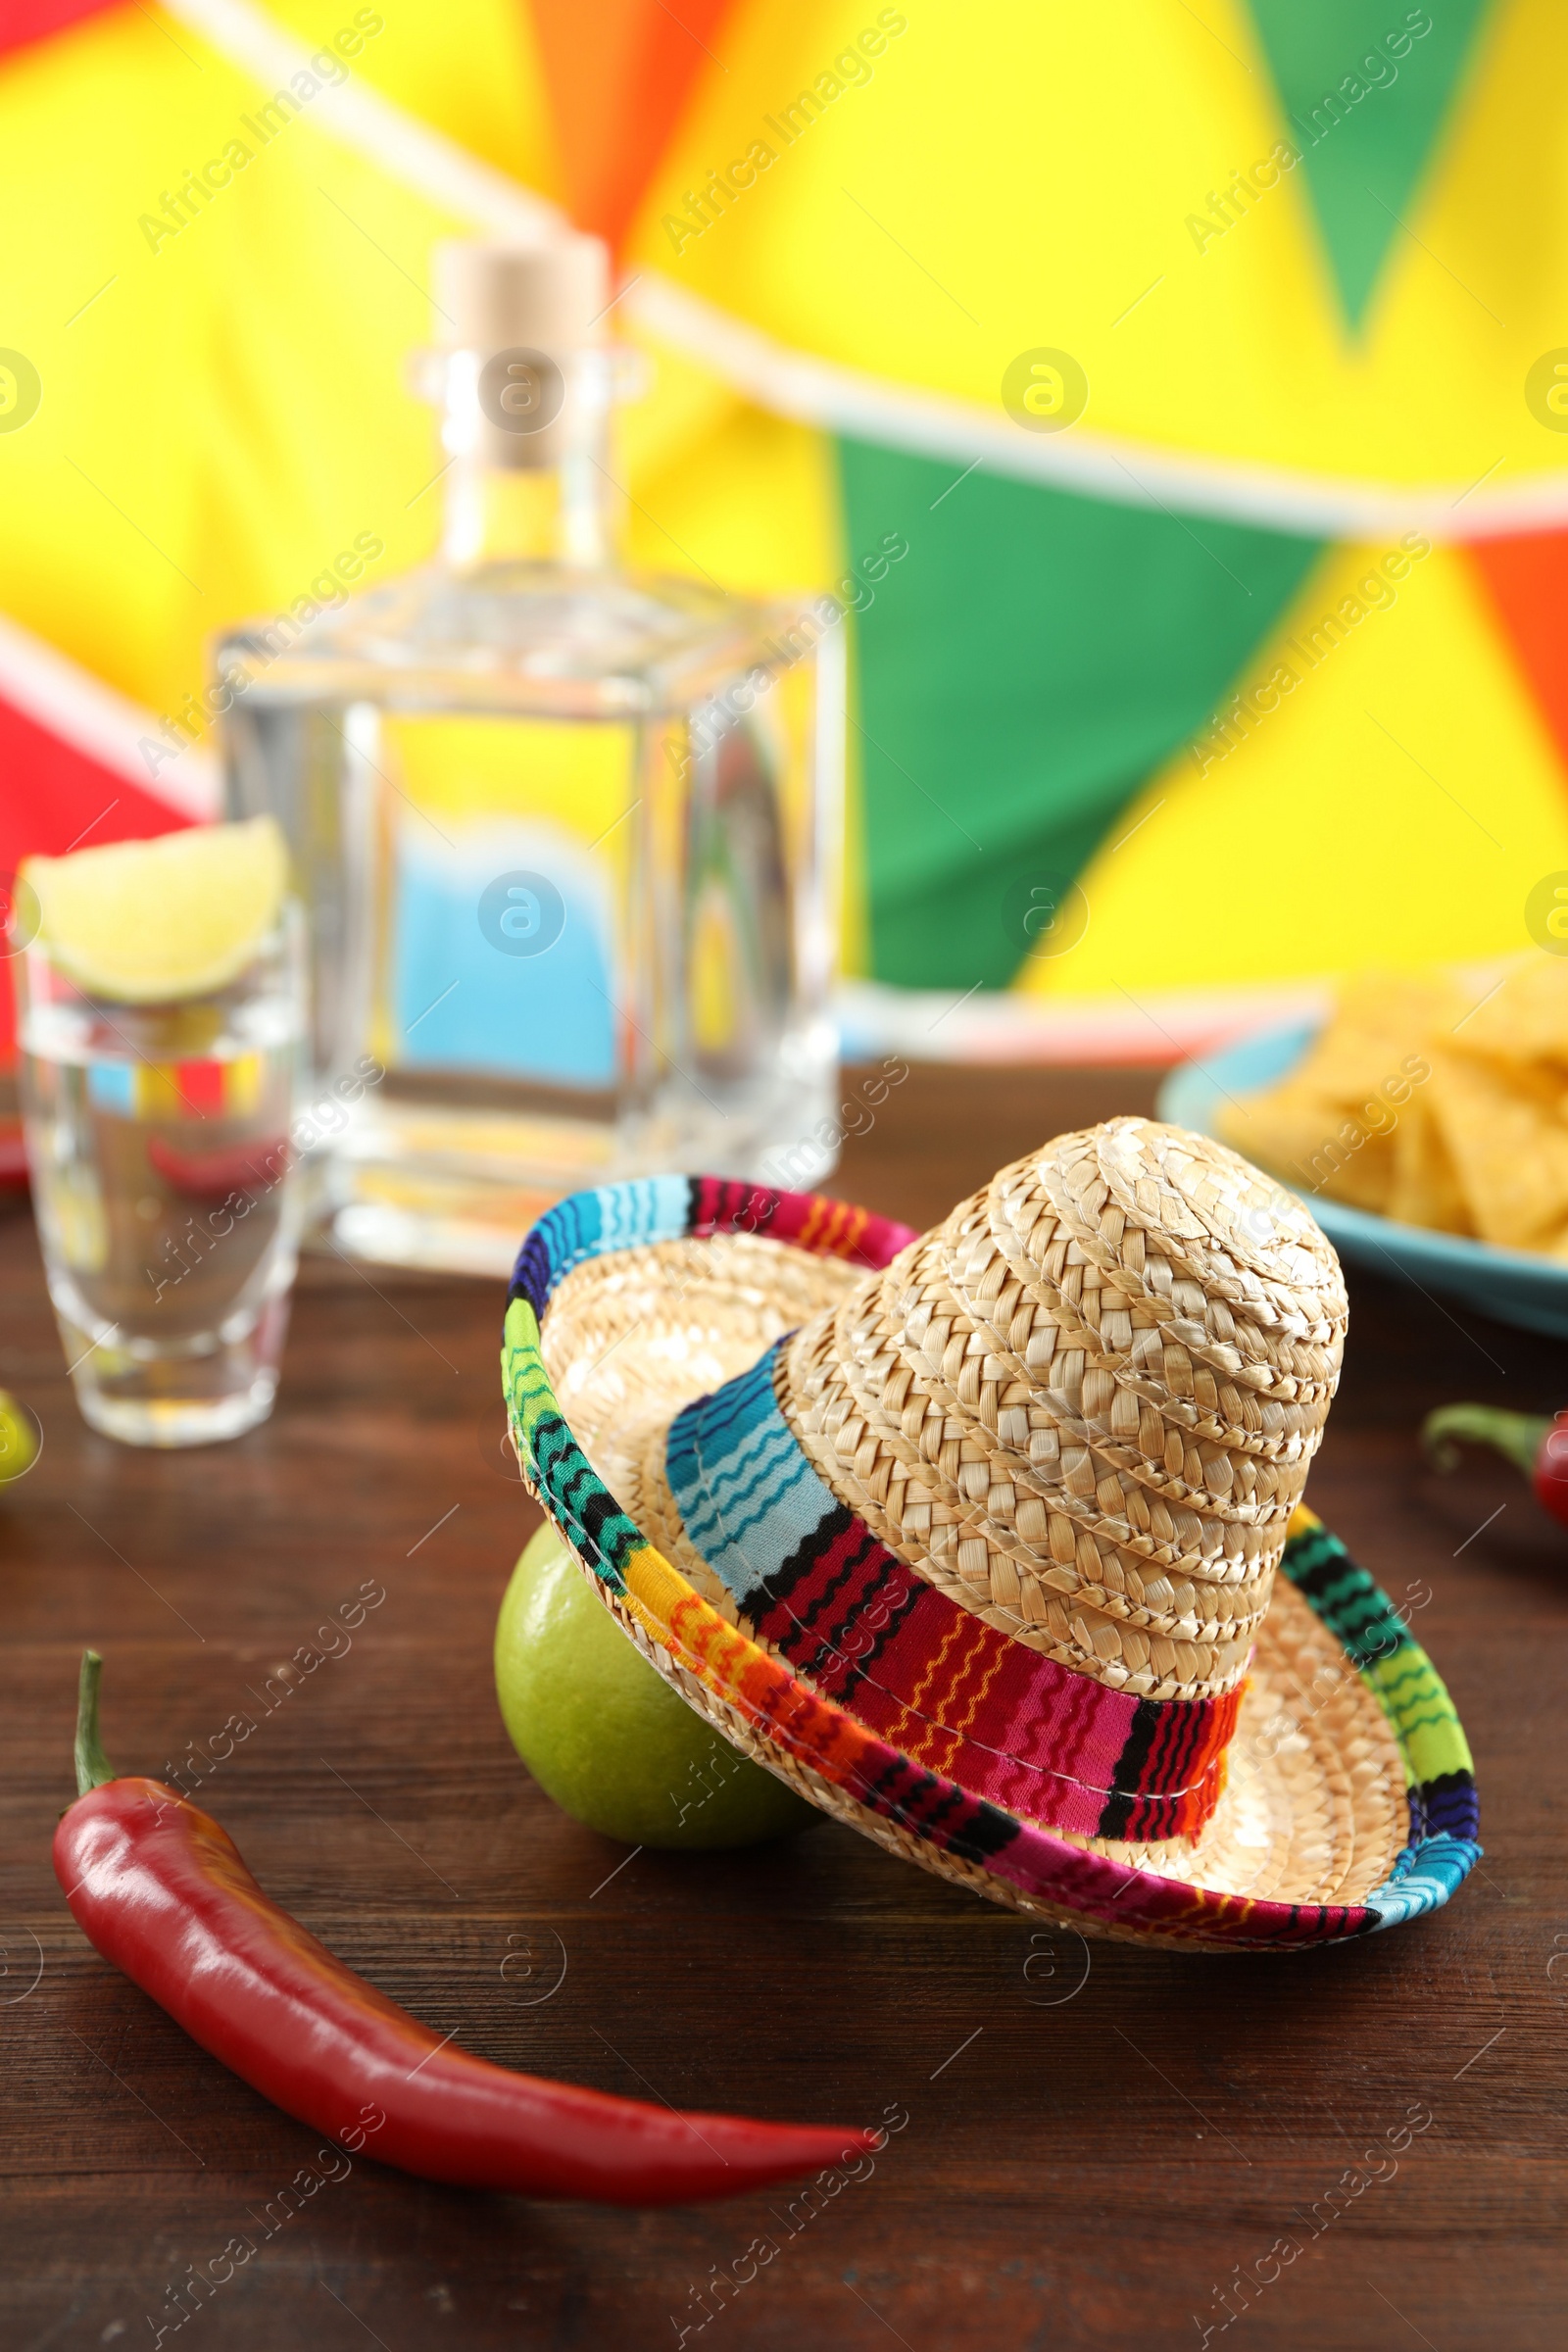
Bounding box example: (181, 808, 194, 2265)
(543, 1230, 865, 1499)
(536, 1147, 1414, 1927)
(768, 1122, 1348, 1704)
(544, 1255, 1407, 1933)
(511, 1152, 1476, 1946)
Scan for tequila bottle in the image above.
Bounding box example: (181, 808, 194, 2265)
(220, 236, 842, 1274)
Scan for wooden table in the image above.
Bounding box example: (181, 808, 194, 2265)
(1, 1064, 1562, 2351)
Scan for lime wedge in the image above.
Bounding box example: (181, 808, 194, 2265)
(21, 817, 288, 1003)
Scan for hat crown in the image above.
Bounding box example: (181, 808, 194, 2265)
(780, 1119, 1346, 1712)
(1044, 1119, 1347, 1346)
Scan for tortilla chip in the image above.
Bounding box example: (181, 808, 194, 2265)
(1426, 1047, 1568, 1249)
(1292, 970, 1465, 1107)
(1387, 1091, 1474, 1236)
(1219, 961, 1568, 1250)
(1448, 954, 1568, 1070)
(1217, 1082, 1396, 1214)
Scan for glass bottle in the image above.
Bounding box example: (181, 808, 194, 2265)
(218, 236, 842, 1275)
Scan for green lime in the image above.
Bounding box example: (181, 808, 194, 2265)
(0, 1392, 36, 1484)
(494, 1522, 817, 1849)
(23, 815, 287, 1004)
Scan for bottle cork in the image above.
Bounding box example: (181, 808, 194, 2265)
(433, 236, 611, 468)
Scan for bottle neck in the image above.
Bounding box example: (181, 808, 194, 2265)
(440, 447, 614, 570)
(431, 345, 618, 571)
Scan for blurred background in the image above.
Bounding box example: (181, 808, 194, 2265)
(4, 0, 1567, 1074)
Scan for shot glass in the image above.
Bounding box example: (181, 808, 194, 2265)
(13, 906, 307, 1446)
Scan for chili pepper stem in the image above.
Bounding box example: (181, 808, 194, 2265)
(1421, 1404, 1549, 1480)
(74, 1649, 117, 1798)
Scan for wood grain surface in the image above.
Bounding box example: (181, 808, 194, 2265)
(1, 1064, 1563, 2351)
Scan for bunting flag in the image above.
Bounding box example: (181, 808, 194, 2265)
(3, 0, 1565, 1069)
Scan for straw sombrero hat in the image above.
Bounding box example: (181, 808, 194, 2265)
(501, 1122, 1480, 1949)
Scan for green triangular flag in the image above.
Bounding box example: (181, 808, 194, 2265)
(1244, 1, 1495, 328)
(838, 440, 1324, 991)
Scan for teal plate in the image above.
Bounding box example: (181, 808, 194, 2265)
(1158, 1019, 1568, 1344)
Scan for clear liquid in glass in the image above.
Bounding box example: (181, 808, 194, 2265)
(17, 924, 305, 1446)
(219, 296, 842, 1277)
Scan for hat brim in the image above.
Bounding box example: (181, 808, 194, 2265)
(503, 1177, 1480, 1952)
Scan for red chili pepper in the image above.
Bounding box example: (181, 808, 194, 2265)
(1422, 1404, 1568, 1530)
(146, 1135, 291, 1199)
(54, 1654, 874, 2205)
(0, 1119, 27, 1192)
